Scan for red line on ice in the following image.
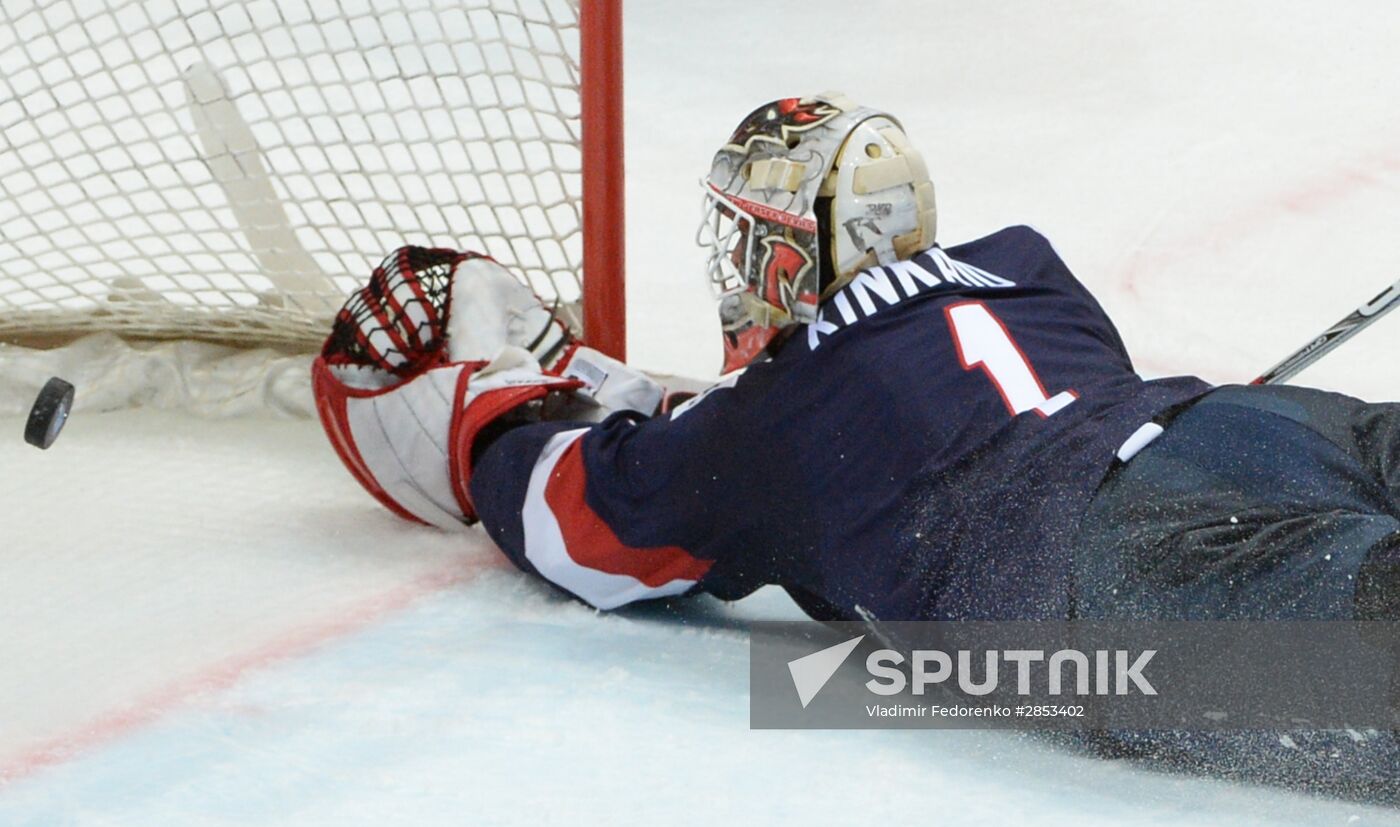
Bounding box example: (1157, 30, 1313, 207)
(1117, 144, 1400, 378)
(0, 555, 498, 788)
(7, 145, 1393, 792)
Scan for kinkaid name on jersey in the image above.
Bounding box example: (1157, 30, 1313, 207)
(807, 247, 1015, 350)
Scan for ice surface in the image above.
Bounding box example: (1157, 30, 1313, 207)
(5, 0, 1400, 824)
(2, 411, 1396, 825)
(624, 1, 1400, 398)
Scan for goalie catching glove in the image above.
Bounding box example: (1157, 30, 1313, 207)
(312, 246, 661, 529)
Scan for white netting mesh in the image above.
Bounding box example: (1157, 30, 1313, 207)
(0, 0, 585, 350)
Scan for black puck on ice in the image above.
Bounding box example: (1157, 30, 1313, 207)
(25, 377, 76, 450)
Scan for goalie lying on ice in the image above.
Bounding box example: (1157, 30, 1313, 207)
(314, 95, 1400, 627)
(312, 94, 1400, 797)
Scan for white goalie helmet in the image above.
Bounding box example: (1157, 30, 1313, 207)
(697, 93, 937, 372)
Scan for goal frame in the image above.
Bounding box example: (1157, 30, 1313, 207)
(0, 0, 629, 361)
(579, 0, 626, 361)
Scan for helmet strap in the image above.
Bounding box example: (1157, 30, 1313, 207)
(815, 194, 836, 297)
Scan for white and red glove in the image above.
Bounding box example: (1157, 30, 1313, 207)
(313, 247, 577, 528)
(311, 247, 661, 529)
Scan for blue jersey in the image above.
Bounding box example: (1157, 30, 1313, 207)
(470, 226, 1211, 621)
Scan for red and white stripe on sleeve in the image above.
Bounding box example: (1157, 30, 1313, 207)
(521, 429, 714, 610)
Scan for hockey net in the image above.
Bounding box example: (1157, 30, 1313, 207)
(0, 0, 622, 381)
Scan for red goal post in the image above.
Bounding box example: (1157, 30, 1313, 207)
(579, 0, 625, 360)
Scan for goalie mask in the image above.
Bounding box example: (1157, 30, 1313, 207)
(697, 93, 937, 373)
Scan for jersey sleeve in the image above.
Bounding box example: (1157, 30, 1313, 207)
(467, 395, 736, 610)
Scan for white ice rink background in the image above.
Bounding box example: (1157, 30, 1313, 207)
(5, 1, 1400, 824)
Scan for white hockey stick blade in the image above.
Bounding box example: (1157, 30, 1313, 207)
(183, 62, 340, 316)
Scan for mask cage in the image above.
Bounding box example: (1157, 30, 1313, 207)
(696, 182, 758, 299)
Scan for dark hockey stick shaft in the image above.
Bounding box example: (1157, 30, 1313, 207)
(1252, 279, 1400, 385)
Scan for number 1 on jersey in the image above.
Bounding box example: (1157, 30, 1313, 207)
(944, 301, 1077, 419)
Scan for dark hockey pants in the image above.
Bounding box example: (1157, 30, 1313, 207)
(1068, 384, 1400, 803)
(1075, 383, 1400, 621)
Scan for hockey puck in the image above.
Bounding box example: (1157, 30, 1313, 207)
(25, 377, 75, 450)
